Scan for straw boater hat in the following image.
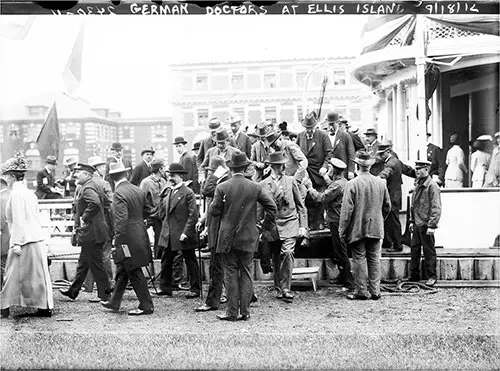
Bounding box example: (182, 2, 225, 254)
(354, 151, 375, 166)
(1, 156, 28, 174)
(301, 113, 318, 129)
(108, 162, 130, 175)
(267, 151, 288, 165)
(110, 142, 123, 151)
(264, 130, 281, 146)
(141, 146, 155, 156)
(88, 156, 106, 168)
(208, 118, 221, 130)
(329, 158, 347, 169)
(226, 114, 242, 125)
(75, 163, 96, 173)
(228, 151, 250, 168)
(45, 155, 57, 165)
(214, 127, 230, 142)
(173, 137, 187, 145)
(206, 155, 227, 171)
(167, 163, 187, 174)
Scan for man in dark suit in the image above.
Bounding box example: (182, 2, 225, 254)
(174, 137, 199, 193)
(197, 118, 222, 183)
(56, 156, 78, 198)
(130, 147, 154, 186)
(227, 114, 252, 158)
(210, 151, 277, 321)
(377, 141, 404, 252)
(326, 112, 355, 180)
(296, 113, 333, 230)
(100, 162, 154, 316)
(35, 156, 63, 199)
(59, 163, 112, 302)
(157, 163, 200, 298)
(105, 142, 133, 191)
(426, 133, 445, 186)
(364, 128, 383, 176)
(339, 118, 365, 152)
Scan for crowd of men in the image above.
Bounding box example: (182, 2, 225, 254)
(2, 109, 462, 320)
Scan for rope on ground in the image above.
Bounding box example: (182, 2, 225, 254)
(381, 279, 438, 295)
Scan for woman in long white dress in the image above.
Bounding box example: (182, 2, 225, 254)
(0, 156, 53, 318)
(470, 138, 492, 188)
(445, 133, 467, 188)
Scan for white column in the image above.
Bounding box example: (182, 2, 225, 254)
(415, 15, 428, 161)
(396, 82, 407, 160)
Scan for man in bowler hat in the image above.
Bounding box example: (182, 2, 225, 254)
(210, 151, 277, 321)
(105, 142, 133, 191)
(101, 162, 154, 315)
(174, 136, 199, 193)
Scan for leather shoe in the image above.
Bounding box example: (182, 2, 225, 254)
(185, 291, 200, 299)
(238, 314, 250, 321)
(35, 309, 52, 317)
(425, 278, 437, 286)
(88, 296, 101, 303)
(100, 301, 119, 311)
(59, 289, 76, 300)
(346, 293, 369, 300)
(250, 294, 258, 303)
(220, 296, 227, 304)
(1, 308, 10, 318)
(371, 294, 381, 301)
(217, 314, 238, 321)
(155, 290, 173, 296)
(194, 304, 217, 312)
(128, 308, 154, 316)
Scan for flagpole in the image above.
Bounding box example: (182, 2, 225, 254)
(415, 15, 428, 161)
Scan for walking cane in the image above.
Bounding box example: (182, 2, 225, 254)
(197, 228, 204, 301)
(145, 264, 159, 295)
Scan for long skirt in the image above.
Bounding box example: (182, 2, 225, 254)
(0, 240, 53, 310)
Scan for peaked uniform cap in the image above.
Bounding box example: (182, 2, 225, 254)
(76, 162, 96, 173)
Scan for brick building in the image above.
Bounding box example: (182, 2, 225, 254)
(170, 57, 373, 145)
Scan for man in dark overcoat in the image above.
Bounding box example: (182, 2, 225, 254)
(326, 112, 355, 180)
(377, 141, 404, 252)
(105, 142, 133, 191)
(157, 163, 200, 298)
(295, 113, 333, 230)
(426, 133, 445, 186)
(227, 114, 252, 158)
(130, 147, 154, 186)
(174, 136, 199, 193)
(101, 162, 154, 315)
(59, 163, 111, 302)
(35, 155, 63, 199)
(210, 151, 277, 321)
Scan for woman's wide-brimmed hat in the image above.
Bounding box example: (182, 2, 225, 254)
(354, 151, 375, 166)
(1, 156, 28, 174)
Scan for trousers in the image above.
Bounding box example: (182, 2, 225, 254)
(205, 252, 224, 309)
(160, 246, 200, 294)
(410, 225, 437, 280)
(222, 250, 254, 318)
(270, 238, 295, 293)
(108, 261, 153, 312)
(383, 209, 402, 250)
(350, 238, 382, 297)
(329, 222, 354, 289)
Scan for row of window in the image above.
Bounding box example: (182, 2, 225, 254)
(191, 70, 346, 92)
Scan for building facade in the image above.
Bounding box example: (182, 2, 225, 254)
(170, 57, 373, 146)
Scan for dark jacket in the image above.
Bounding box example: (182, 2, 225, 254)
(233, 131, 252, 158)
(350, 132, 365, 152)
(158, 183, 198, 251)
(180, 151, 199, 193)
(197, 135, 237, 175)
(330, 130, 355, 176)
(35, 168, 57, 199)
(308, 175, 347, 225)
(74, 178, 111, 245)
(411, 176, 442, 229)
(113, 180, 152, 268)
(202, 171, 231, 249)
(210, 173, 277, 254)
(427, 143, 445, 185)
(378, 155, 403, 211)
(296, 129, 333, 188)
(130, 161, 152, 186)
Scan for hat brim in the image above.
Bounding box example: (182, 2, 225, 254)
(228, 160, 251, 168)
(354, 158, 375, 166)
(301, 122, 316, 129)
(141, 150, 156, 155)
(2, 169, 27, 174)
(90, 162, 106, 167)
(268, 159, 288, 165)
(265, 133, 282, 146)
(108, 167, 130, 175)
(167, 170, 188, 174)
(173, 142, 187, 145)
(215, 138, 229, 143)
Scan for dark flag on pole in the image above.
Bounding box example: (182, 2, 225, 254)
(36, 102, 60, 161)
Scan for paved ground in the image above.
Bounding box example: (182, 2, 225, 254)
(1, 285, 499, 369)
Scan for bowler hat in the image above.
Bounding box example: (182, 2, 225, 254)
(228, 151, 250, 168)
(364, 128, 378, 137)
(192, 142, 201, 151)
(75, 162, 96, 173)
(64, 156, 78, 166)
(45, 155, 57, 165)
(206, 155, 227, 171)
(110, 142, 123, 151)
(151, 159, 164, 172)
(208, 118, 221, 130)
(226, 114, 242, 125)
(141, 146, 155, 156)
(108, 162, 130, 175)
(329, 158, 347, 169)
(415, 160, 432, 169)
(88, 156, 106, 168)
(1, 156, 28, 174)
(256, 122, 271, 137)
(214, 127, 230, 142)
(354, 151, 375, 166)
(301, 113, 318, 129)
(326, 112, 339, 124)
(173, 137, 187, 145)
(264, 130, 281, 146)
(267, 151, 288, 165)
(167, 162, 187, 174)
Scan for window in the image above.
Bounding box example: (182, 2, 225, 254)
(24, 123, 41, 142)
(27, 106, 48, 117)
(231, 74, 244, 90)
(332, 70, 346, 86)
(122, 126, 131, 139)
(264, 73, 277, 89)
(153, 124, 166, 139)
(197, 109, 209, 127)
(265, 106, 276, 121)
(296, 71, 307, 88)
(63, 122, 79, 141)
(195, 75, 208, 90)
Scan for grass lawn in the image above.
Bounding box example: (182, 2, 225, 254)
(1, 285, 499, 369)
